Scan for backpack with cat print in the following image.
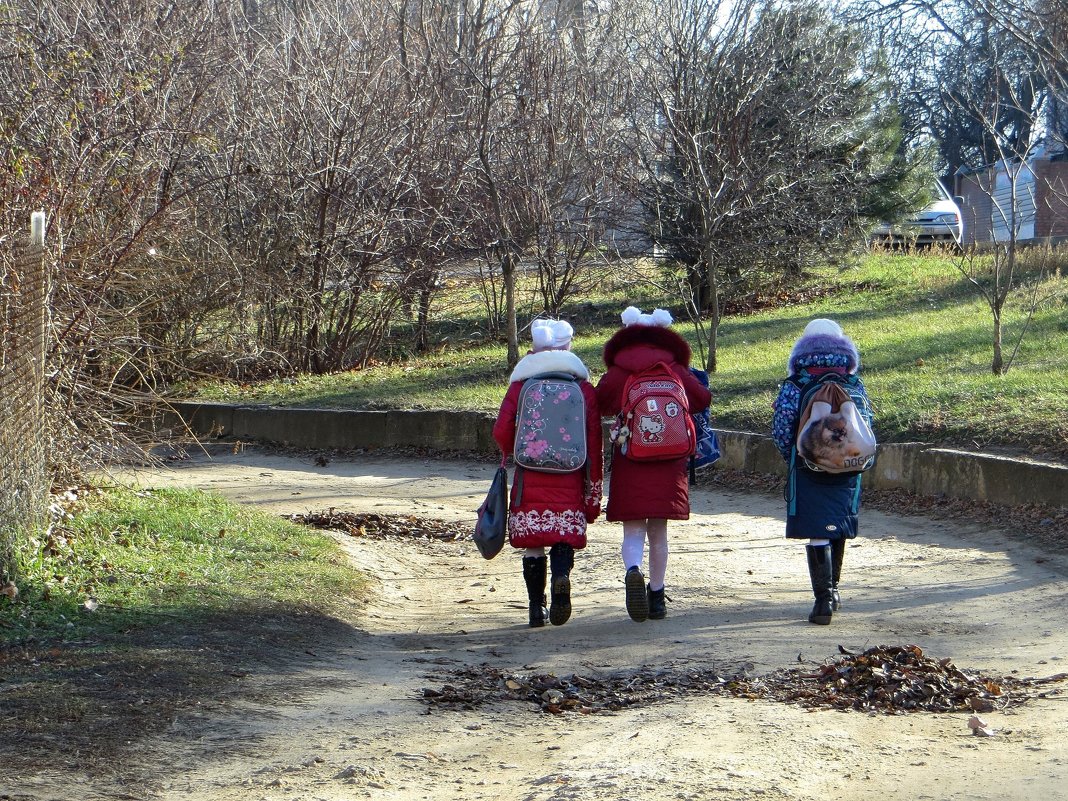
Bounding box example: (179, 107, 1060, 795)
(513, 373, 588, 473)
(614, 361, 695, 461)
(789, 372, 876, 474)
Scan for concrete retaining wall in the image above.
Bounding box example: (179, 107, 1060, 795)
(167, 402, 499, 453)
(165, 402, 1068, 510)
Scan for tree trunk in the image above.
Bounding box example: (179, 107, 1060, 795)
(503, 250, 519, 369)
(703, 246, 720, 374)
(991, 308, 1004, 375)
(416, 284, 432, 353)
(688, 261, 707, 311)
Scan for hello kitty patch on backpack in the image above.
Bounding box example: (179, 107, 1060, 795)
(613, 362, 695, 461)
(513, 372, 588, 473)
(790, 373, 876, 474)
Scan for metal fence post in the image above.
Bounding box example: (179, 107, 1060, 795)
(1, 212, 50, 580)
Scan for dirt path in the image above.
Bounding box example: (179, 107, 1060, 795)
(100, 450, 1068, 799)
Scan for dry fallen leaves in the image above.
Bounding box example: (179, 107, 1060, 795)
(420, 645, 1065, 717)
(286, 510, 469, 541)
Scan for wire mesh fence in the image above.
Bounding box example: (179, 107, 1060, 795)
(1, 213, 50, 579)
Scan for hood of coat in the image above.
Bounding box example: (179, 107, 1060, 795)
(788, 332, 860, 375)
(602, 324, 692, 372)
(509, 349, 590, 383)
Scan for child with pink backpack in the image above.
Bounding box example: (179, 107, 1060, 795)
(492, 319, 604, 628)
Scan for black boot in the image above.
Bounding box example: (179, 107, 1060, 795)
(830, 539, 845, 611)
(806, 544, 833, 625)
(548, 543, 574, 626)
(625, 566, 649, 622)
(522, 556, 548, 628)
(647, 585, 666, 620)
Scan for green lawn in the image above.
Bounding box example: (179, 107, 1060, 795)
(2, 486, 365, 643)
(0, 486, 369, 773)
(187, 251, 1068, 458)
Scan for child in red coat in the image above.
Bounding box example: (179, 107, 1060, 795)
(596, 307, 711, 621)
(493, 320, 604, 628)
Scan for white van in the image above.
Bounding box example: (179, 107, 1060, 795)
(871, 180, 963, 247)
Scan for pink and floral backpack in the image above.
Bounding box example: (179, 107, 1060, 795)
(513, 373, 588, 473)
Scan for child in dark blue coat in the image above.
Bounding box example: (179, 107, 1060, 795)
(772, 319, 873, 625)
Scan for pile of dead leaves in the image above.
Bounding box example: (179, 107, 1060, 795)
(287, 510, 469, 542)
(421, 645, 1065, 716)
(422, 663, 735, 715)
(731, 644, 1062, 714)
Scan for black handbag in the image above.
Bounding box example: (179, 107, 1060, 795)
(473, 460, 508, 559)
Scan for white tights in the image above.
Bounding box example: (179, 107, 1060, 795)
(622, 519, 669, 591)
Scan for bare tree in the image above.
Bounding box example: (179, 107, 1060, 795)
(627, 0, 919, 372)
(211, 0, 456, 373)
(949, 71, 1057, 374)
(1, 0, 240, 475)
(516, 5, 638, 317)
(852, 0, 1068, 373)
(847, 0, 1060, 176)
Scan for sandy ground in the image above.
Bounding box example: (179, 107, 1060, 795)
(56, 449, 1068, 800)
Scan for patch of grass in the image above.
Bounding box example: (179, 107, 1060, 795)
(186, 251, 1068, 458)
(1, 485, 366, 643)
(0, 486, 367, 790)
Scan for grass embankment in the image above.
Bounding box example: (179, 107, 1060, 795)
(190, 251, 1068, 459)
(0, 486, 366, 781)
(1, 485, 365, 644)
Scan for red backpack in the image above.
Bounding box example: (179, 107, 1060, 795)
(614, 362, 695, 461)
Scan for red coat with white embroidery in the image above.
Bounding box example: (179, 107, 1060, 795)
(492, 350, 604, 550)
(595, 325, 711, 522)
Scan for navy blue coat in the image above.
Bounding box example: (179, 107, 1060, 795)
(784, 467, 861, 540)
(772, 331, 871, 541)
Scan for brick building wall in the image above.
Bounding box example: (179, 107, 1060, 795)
(1033, 159, 1068, 238)
(957, 157, 1068, 243)
(957, 172, 994, 245)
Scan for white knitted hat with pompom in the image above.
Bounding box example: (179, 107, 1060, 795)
(621, 306, 673, 327)
(531, 319, 574, 351)
(801, 318, 843, 338)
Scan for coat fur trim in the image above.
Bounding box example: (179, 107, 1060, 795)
(602, 324, 692, 368)
(509, 350, 590, 383)
(788, 333, 860, 375)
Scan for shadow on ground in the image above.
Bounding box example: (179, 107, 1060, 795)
(0, 609, 362, 794)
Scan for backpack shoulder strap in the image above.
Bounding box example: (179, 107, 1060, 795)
(650, 360, 680, 380)
(528, 371, 581, 382)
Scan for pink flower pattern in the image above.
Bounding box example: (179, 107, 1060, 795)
(524, 439, 549, 458)
(515, 377, 586, 471)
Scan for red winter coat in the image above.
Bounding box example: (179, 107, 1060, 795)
(492, 350, 604, 550)
(595, 325, 711, 522)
